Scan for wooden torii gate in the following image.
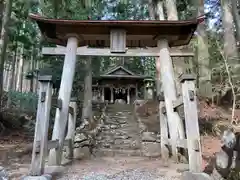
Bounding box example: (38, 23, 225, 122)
(28, 14, 204, 176)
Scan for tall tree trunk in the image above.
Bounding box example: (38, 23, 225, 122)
(0, 0, 13, 107)
(221, 0, 239, 118)
(22, 59, 29, 92)
(6, 65, 11, 91)
(197, 0, 212, 97)
(16, 45, 24, 92)
(81, 57, 92, 120)
(14, 55, 19, 91)
(29, 47, 34, 92)
(34, 59, 39, 93)
(4, 65, 10, 91)
(148, 0, 156, 20)
(231, 0, 240, 43)
(155, 1, 165, 97)
(165, 0, 178, 20)
(165, 0, 184, 97)
(221, 0, 239, 81)
(7, 45, 17, 107)
(0, 1, 4, 30)
(3, 66, 8, 90)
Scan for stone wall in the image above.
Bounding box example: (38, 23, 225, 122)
(134, 100, 161, 157)
(72, 101, 107, 158)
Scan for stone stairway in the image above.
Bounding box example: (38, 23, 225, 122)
(96, 104, 141, 156)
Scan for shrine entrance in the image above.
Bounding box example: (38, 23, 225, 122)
(93, 66, 146, 104)
(113, 87, 127, 103)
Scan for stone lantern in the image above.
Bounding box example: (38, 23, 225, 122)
(144, 78, 154, 100)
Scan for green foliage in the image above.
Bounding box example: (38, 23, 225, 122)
(4, 0, 233, 109)
(7, 90, 38, 113)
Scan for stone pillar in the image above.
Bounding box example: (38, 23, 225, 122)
(110, 87, 114, 103)
(144, 80, 154, 100)
(147, 87, 153, 100)
(98, 88, 101, 99)
(101, 87, 105, 101)
(127, 87, 130, 104)
(144, 86, 147, 100)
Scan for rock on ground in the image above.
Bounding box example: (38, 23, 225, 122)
(0, 166, 8, 180)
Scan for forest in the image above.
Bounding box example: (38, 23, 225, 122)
(0, 0, 238, 133)
(0, 0, 238, 131)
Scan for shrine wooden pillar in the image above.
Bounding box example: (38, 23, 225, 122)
(110, 87, 114, 103)
(135, 84, 138, 99)
(101, 87, 105, 101)
(127, 87, 130, 104)
(157, 39, 184, 160)
(48, 35, 78, 165)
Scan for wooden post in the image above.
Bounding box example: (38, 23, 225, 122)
(110, 87, 114, 103)
(65, 97, 77, 159)
(127, 87, 130, 104)
(180, 74, 202, 172)
(30, 75, 53, 175)
(101, 87, 105, 101)
(157, 39, 184, 160)
(135, 84, 138, 99)
(48, 35, 78, 165)
(159, 94, 169, 163)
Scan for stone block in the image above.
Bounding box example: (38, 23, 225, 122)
(44, 166, 65, 176)
(0, 166, 8, 180)
(181, 171, 212, 180)
(74, 147, 85, 159)
(74, 147, 92, 159)
(142, 132, 157, 142)
(110, 125, 118, 129)
(74, 133, 87, 143)
(21, 174, 52, 180)
(141, 142, 161, 157)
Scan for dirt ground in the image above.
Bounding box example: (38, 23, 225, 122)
(0, 133, 221, 179)
(0, 100, 234, 178)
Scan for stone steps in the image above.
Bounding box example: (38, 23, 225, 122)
(96, 104, 141, 156)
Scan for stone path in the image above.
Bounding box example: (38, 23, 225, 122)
(57, 156, 185, 180)
(96, 104, 141, 156)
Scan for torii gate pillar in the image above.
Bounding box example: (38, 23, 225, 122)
(157, 39, 185, 160)
(48, 35, 79, 165)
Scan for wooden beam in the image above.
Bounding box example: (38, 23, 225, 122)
(172, 96, 183, 110)
(35, 139, 71, 152)
(165, 138, 187, 149)
(42, 46, 194, 57)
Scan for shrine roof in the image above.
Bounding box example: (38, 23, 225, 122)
(97, 66, 146, 80)
(29, 14, 205, 47)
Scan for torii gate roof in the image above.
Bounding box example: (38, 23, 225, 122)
(29, 14, 204, 47)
